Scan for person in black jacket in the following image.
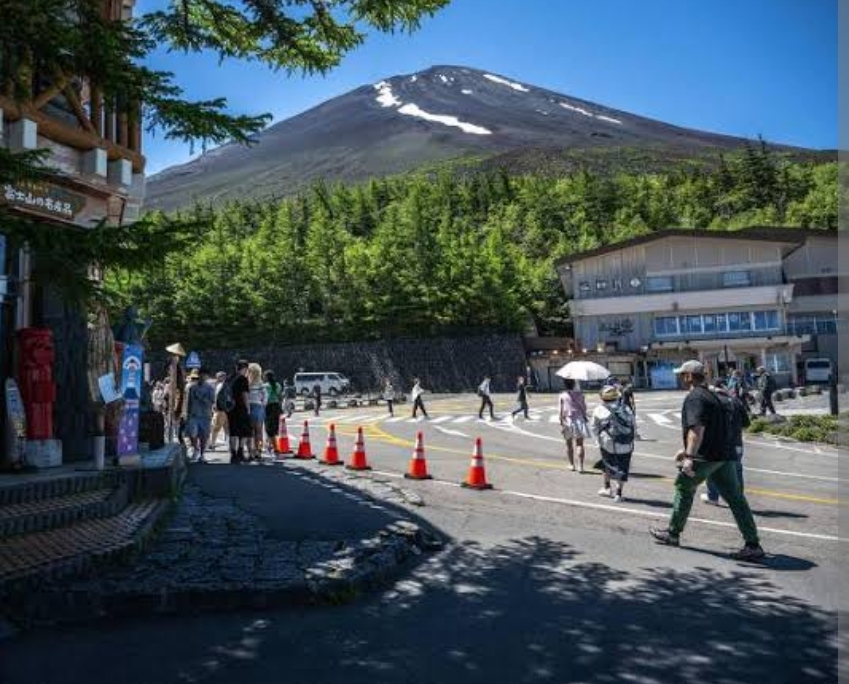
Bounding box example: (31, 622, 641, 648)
(702, 378, 750, 505)
(511, 376, 530, 420)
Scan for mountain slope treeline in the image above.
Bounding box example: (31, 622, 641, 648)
(110, 146, 837, 348)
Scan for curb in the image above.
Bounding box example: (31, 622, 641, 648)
(3, 520, 442, 628)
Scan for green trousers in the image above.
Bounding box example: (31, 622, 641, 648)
(668, 460, 760, 545)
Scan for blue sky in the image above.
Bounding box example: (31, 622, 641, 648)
(136, 0, 837, 174)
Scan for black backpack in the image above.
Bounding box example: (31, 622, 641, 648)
(712, 390, 749, 459)
(215, 376, 236, 412)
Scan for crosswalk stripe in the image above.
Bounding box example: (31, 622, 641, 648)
(336, 413, 371, 424)
(430, 416, 454, 424)
(549, 415, 561, 423)
(453, 416, 475, 423)
(648, 412, 673, 426)
(385, 416, 407, 423)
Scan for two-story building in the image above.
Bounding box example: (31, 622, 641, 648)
(1, 0, 145, 461)
(554, 228, 838, 389)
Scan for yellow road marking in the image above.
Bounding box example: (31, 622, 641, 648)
(330, 423, 841, 507)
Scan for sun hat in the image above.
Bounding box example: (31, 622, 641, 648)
(673, 360, 705, 375)
(600, 385, 620, 401)
(165, 342, 186, 356)
(187, 368, 200, 380)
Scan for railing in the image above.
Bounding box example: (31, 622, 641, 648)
(651, 327, 790, 343)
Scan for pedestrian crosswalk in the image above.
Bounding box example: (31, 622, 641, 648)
(298, 409, 683, 429)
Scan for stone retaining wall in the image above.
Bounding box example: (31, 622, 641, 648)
(157, 334, 528, 394)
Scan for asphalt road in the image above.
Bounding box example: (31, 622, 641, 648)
(1, 391, 843, 683)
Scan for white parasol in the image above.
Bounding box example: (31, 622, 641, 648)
(555, 360, 611, 382)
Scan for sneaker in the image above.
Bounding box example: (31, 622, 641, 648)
(649, 527, 680, 546)
(569, 464, 576, 472)
(613, 494, 624, 503)
(700, 493, 720, 506)
(597, 487, 612, 497)
(731, 544, 765, 562)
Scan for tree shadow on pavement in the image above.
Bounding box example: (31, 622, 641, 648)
(0, 535, 835, 684)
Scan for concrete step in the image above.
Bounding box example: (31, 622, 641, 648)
(0, 499, 169, 588)
(0, 470, 123, 507)
(0, 485, 128, 539)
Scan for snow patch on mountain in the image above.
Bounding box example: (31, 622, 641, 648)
(439, 74, 450, 84)
(374, 81, 401, 107)
(373, 80, 491, 135)
(597, 115, 623, 125)
(559, 102, 593, 118)
(483, 74, 529, 92)
(398, 103, 491, 135)
(410, 75, 418, 82)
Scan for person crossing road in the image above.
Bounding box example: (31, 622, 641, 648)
(477, 375, 496, 420)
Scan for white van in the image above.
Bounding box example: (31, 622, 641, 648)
(804, 358, 833, 385)
(293, 372, 351, 396)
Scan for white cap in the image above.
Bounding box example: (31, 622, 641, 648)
(673, 360, 705, 375)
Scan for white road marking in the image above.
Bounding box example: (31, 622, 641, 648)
(430, 416, 454, 424)
(369, 469, 841, 543)
(336, 414, 371, 424)
(453, 416, 475, 424)
(648, 413, 674, 426)
(549, 415, 561, 423)
(385, 417, 408, 423)
(435, 426, 470, 438)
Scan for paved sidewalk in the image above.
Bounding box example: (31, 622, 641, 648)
(2, 458, 440, 628)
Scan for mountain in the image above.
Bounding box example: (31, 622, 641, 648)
(144, 65, 820, 211)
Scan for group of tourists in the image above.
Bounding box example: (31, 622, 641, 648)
(154, 352, 301, 464)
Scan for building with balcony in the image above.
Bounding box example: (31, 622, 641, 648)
(0, 0, 145, 461)
(554, 228, 839, 389)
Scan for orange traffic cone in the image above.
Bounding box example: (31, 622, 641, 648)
(320, 423, 343, 466)
(461, 437, 492, 490)
(346, 427, 371, 471)
(295, 420, 315, 459)
(405, 431, 432, 480)
(275, 416, 292, 458)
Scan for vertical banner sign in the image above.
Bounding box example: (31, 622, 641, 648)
(117, 344, 144, 461)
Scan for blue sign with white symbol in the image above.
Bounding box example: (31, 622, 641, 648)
(185, 351, 201, 369)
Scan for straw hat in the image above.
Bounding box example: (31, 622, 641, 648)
(165, 342, 186, 357)
(187, 368, 200, 380)
(600, 385, 621, 402)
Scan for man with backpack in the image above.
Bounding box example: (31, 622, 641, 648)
(218, 359, 252, 464)
(591, 384, 636, 502)
(702, 378, 750, 506)
(650, 360, 764, 561)
(756, 366, 778, 416)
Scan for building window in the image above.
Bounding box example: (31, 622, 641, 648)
(752, 310, 780, 331)
(611, 278, 623, 291)
(679, 315, 703, 335)
(595, 279, 608, 291)
(727, 312, 752, 332)
(816, 318, 837, 334)
(765, 353, 791, 373)
(646, 276, 674, 292)
(578, 281, 591, 293)
(702, 313, 728, 334)
(722, 270, 751, 287)
(654, 317, 679, 336)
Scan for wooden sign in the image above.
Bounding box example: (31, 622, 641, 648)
(2, 180, 86, 221)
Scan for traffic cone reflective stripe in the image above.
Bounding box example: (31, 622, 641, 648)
(461, 437, 492, 490)
(405, 431, 432, 480)
(275, 416, 292, 457)
(346, 427, 371, 471)
(321, 423, 343, 466)
(295, 420, 315, 459)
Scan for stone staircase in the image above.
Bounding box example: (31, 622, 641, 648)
(0, 447, 183, 599)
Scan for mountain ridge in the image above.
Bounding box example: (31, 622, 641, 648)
(145, 65, 826, 211)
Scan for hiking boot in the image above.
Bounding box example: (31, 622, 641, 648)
(731, 544, 765, 562)
(700, 493, 720, 506)
(649, 527, 680, 546)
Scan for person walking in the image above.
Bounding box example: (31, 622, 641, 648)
(756, 366, 778, 416)
(591, 384, 636, 502)
(225, 360, 252, 465)
(702, 378, 750, 506)
(650, 360, 765, 561)
(247, 363, 267, 460)
(383, 379, 396, 416)
(411, 378, 429, 419)
(209, 371, 229, 450)
(477, 375, 495, 420)
(511, 375, 530, 420)
(559, 378, 589, 473)
(312, 382, 322, 417)
(184, 368, 215, 463)
(263, 370, 283, 455)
